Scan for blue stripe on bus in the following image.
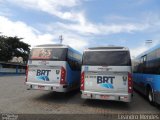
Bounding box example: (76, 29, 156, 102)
(66, 63, 80, 86)
(133, 73, 160, 91)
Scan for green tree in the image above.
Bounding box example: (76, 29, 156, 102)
(0, 35, 30, 62)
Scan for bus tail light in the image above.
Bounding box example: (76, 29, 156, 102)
(128, 72, 133, 93)
(25, 65, 28, 83)
(80, 72, 84, 90)
(60, 67, 66, 84)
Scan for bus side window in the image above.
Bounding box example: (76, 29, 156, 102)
(67, 50, 76, 71)
(143, 56, 147, 62)
(72, 52, 81, 71)
(67, 50, 81, 71)
(139, 55, 147, 73)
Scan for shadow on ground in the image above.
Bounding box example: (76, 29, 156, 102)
(33, 89, 80, 104)
(32, 89, 160, 111)
(82, 99, 131, 111)
(134, 89, 160, 107)
(33, 90, 131, 111)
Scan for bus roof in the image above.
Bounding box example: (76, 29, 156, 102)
(34, 44, 70, 48)
(85, 46, 129, 51)
(33, 44, 82, 55)
(136, 44, 160, 58)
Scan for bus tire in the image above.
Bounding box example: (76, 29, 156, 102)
(147, 87, 154, 105)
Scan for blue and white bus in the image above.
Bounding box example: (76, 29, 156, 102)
(133, 44, 160, 105)
(26, 44, 82, 92)
(81, 46, 133, 102)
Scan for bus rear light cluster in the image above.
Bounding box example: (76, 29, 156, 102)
(80, 72, 84, 90)
(128, 72, 133, 93)
(60, 67, 66, 84)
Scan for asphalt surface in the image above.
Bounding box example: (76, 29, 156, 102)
(0, 75, 159, 116)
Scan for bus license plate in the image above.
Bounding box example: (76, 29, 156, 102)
(38, 85, 45, 90)
(100, 95, 109, 99)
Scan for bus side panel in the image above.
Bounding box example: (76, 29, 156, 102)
(143, 74, 160, 91)
(152, 75, 160, 104)
(153, 75, 160, 91)
(133, 73, 146, 94)
(143, 74, 160, 104)
(134, 73, 160, 94)
(66, 63, 80, 88)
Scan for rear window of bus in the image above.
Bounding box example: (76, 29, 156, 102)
(82, 51, 131, 66)
(29, 48, 67, 61)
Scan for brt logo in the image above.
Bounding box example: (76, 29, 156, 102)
(97, 76, 115, 89)
(36, 69, 51, 76)
(36, 69, 51, 81)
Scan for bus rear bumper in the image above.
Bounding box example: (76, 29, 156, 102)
(26, 82, 69, 92)
(81, 91, 132, 102)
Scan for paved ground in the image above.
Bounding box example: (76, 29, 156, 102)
(0, 75, 159, 115)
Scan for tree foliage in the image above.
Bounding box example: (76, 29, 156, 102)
(0, 35, 30, 62)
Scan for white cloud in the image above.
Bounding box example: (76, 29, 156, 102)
(0, 16, 88, 51)
(1, 0, 160, 54)
(0, 16, 55, 47)
(130, 39, 160, 58)
(4, 0, 157, 36)
(48, 21, 149, 36)
(54, 12, 160, 36)
(130, 45, 148, 58)
(56, 22, 99, 35)
(98, 23, 148, 34)
(6, 0, 83, 23)
(60, 33, 88, 51)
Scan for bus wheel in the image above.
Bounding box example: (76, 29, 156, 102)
(148, 88, 154, 105)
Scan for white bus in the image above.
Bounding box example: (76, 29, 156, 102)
(81, 46, 133, 102)
(26, 44, 82, 92)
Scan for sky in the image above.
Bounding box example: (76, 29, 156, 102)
(0, 0, 160, 57)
